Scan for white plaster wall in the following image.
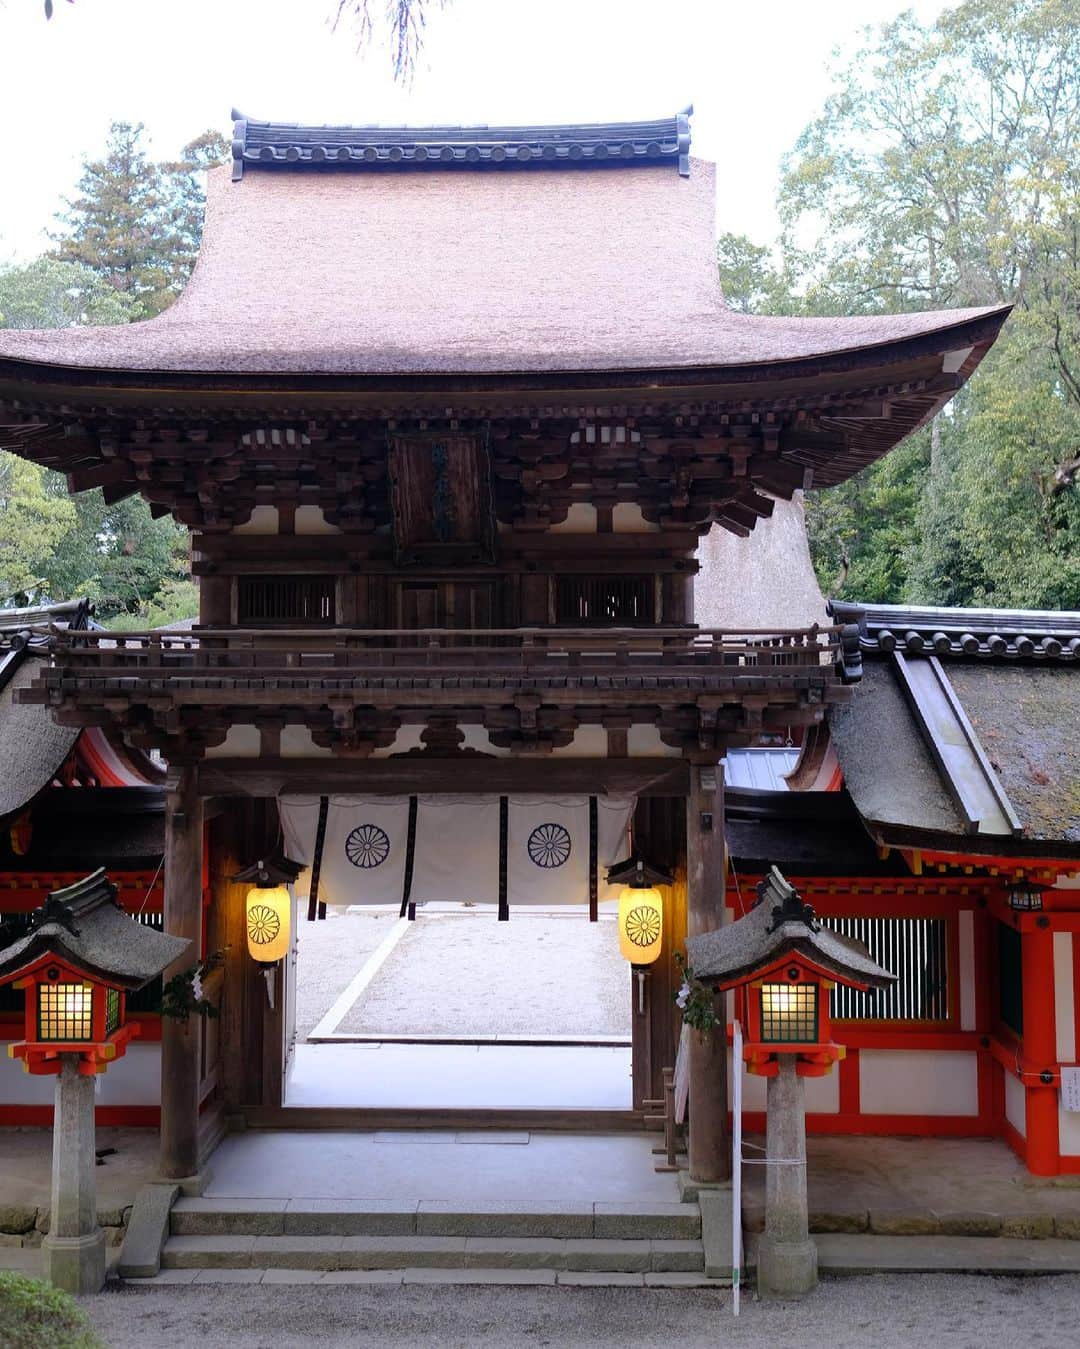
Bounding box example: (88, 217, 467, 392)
(626, 724, 681, 758)
(1004, 1070, 1026, 1137)
(958, 910, 976, 1031)
(205, 723, 261, 758)
(0, 1042, 161, 1107)
(231, 504, 278, 534)
(280, 726, 333, 758)
(294, 505, 341, 535)
(1054, 932, 1076, 1064)
(859, 1050, 978, 1117)
(549, 503, 597, 534)
(1058, 1103, 1080, 1157)
(551, 726, 608, 758)
(728, 1051, 839, 1114)
(612, 503, 660, 533)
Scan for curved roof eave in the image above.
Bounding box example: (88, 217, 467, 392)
(0, 304, 1011, 394)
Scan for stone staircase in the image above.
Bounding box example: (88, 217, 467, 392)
(157, 1197, 720, 1286)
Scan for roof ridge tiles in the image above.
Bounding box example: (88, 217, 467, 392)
(231, 109, 693, 179)
(829, 598, 1080, 662)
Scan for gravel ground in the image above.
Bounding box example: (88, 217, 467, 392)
(81, 1275, 1080, 1348)
(336, 911, 630, 1037)
(294, 911, 398, 1039)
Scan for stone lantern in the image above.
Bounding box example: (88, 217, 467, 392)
(0, 869, 189, 1293)
(687, 866, 894, 1299)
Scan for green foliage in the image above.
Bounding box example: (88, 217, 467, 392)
(0, 456, 76, 605)
(161, 949, 226, 1024)
(51, 122, 229, 320)
(0, 123, 222, 620)
(673, 952, 720, 1034)
(0, 1270, 103, 1349)
(742, 0, 1080, 608)
(39, 489, 192, 622)
(0, 257, 137, 328)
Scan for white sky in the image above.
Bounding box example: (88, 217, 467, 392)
(0, 0, 954, 264)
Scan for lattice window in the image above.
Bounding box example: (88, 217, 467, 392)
(997, 922, 1023, 1036)
(237, 576, 336, 625)
(555, 576, 655, 625)
(37, 982, 93, 1042)
(760, 982, 818, 1042)
(825, 916, 949, 1022)
(105, 987, 121, 1035)
(128, 914, 164, 1015)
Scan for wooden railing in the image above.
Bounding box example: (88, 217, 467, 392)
(36, 623, 853, 681)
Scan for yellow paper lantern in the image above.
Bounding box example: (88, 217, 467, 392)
(618, 886, 663, 965)
(245, 884, 291, 965)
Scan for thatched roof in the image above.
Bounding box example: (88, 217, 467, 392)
(827, 603, 1080, 854)
(0, 116, 1008, 382)
(0, 868, 187, 989)
(687, 867, 895, 989)
(0, 653, 79, 820)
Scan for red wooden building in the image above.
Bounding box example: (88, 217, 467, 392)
(725, 600, 1080, 1175)
(0, 603, 166, 1126)
(0, 112, 1012, 1181)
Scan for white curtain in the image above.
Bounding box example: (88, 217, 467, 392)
(409, 795, 501, 906)
(506, 795, 633, 908)
(280, 792, 635, 911)
(280, 794, 411, 908)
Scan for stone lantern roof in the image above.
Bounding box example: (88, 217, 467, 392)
(686, 866, 895, 990)
(0, 868, 189, 990)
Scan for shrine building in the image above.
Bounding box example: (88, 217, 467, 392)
(0, 112, 1016, 1183)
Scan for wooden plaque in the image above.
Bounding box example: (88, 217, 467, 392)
(387, 432, 497, 565)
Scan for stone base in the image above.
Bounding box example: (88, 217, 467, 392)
(43, 1229, 107, 1295)
(155, 1168, 213, 1198)
(756, 1234, 817, 1299)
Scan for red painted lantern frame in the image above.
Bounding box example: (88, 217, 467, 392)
(722, 950, 871, 1079)
(4, 952, 138, 1077)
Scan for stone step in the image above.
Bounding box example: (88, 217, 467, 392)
(153, 1268, 728, 1288)
(744, 1232, 1080, 1276)
(160, 1233, 705, 1274)
(170, 1198, 701, 1241)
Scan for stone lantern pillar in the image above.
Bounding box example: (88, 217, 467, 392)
(686, 866, 895, 1299)
(0, 870, 189, 1293)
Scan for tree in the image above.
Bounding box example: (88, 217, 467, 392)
(0, 257, 137, 329)
(0, 127, 225, 622)
(50, 123, 229, 319)
(333, 0, 443, 79)
(0, 455, 75, 605)
(768, 0, 1080, 608)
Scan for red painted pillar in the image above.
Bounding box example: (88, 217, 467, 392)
(1022, 925, 1059, 1177)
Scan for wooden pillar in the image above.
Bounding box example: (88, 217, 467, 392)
(686, 762, 730, 1182)
(160, 766, 205, 1181)
(1022, 924, 1060, 1176)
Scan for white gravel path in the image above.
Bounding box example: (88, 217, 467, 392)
(293, 911, 399, 1039)
(81, 1274, 1080, 1348)
(335, 911, 631, 1038)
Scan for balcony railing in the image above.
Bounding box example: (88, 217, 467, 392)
(33, 623, 858, 684)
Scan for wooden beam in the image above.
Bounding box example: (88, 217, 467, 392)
(159, 766, 205, 1182)
(686, 761, 730, 1183)
(197, 756, 690, 798)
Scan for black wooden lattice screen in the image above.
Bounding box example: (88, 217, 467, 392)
(824, 916, 949, 1022)
(555, 576, 654, 625)
(237, 576, 336, 625)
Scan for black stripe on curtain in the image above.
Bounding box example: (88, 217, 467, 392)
(589, 795, 598, 922)
(400, 794, 419, 919)
(498, 796, 509, 921)
(306, 795, 330, 922)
